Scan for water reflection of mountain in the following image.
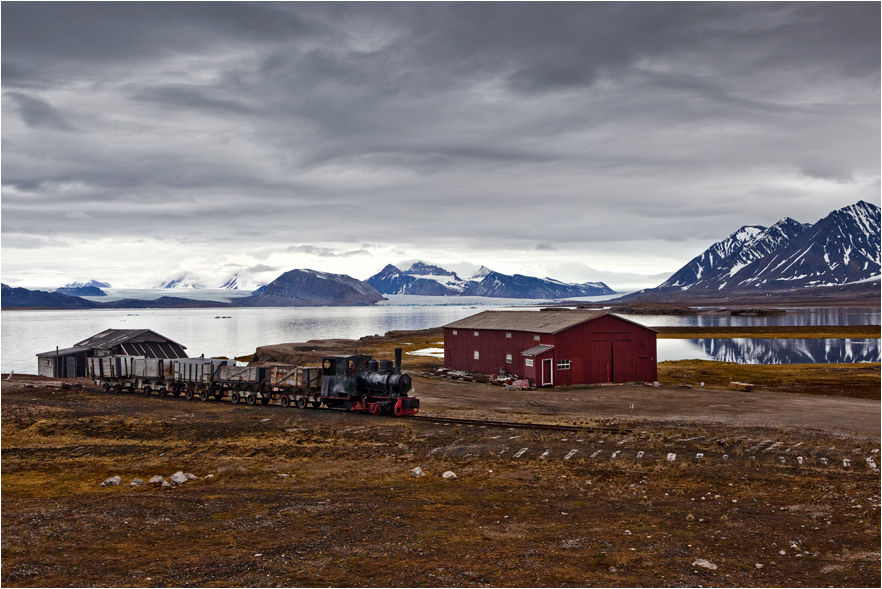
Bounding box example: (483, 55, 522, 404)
(694, 338, 881, 364)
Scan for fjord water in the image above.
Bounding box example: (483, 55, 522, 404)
(1, 305, 879, 375)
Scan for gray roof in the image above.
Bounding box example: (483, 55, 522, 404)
(74, 329, 186, 350)
(36, 346, 90, 357)
(521, 344, 555, 357)
(444, 310, 608, 334)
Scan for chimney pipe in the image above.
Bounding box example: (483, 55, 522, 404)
(394, 348, 402, 373)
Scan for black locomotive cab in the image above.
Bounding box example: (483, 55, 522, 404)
(319, 350, 418, 416)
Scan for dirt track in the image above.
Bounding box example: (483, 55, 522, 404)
(412, 377, 882, 436)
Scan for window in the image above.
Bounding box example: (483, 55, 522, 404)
(452, 330, 457, 335)
(474, 331, 480, 336)
(506, 332, 512, 338)
(474, 351, 480, 360)
(525, 359, 534, 367)
(557, 360, 571, 370)
(506, 354, 512, 363)
(534, 335, 540, 341)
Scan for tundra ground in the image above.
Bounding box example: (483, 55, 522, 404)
(2, 371, 879, 588)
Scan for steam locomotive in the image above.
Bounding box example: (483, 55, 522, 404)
(88, 347, 419, 416)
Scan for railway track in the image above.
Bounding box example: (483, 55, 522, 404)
(405, 414, 630, 434)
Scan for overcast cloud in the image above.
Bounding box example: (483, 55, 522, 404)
(2, 2, 879, 289)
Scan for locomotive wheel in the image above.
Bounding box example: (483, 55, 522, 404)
(280, 395, 291, 408)
(295, 397, 308, 409)
(260, 396, 271, 405)
(185, 389, 194, 401)
(230, 392, 240, 404)
(102, 383, 110, 392)
(113, 384, 122, 394)
(159, 387, 168, 397)
(199, 390, 209, 402)
(246, 394, 256, 406)
(394, 402, 404, 416)
(143, 386, 152, 396)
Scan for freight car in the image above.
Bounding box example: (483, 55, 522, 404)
(87, 348, 419, 416)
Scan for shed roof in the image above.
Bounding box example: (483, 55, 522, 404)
(443, 310, 656, 334)
(36, 346, 91, 357)
(521, 344, 555, 357)
(74, 329, 186, 350)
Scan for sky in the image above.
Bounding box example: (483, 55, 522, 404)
(2, 2, 880, 291)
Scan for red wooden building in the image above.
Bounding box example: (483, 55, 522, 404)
(443, 310, 657, 386)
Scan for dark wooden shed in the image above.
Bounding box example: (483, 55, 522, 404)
(36, 329, 188, 378)
(443, 310, 657, 386)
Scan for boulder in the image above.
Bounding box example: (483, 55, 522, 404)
(161, 480, 172, 489)
(148, 475, 165, 485)
(169, 471, 189, 485)
(442, 471, 458, 480)
(411, 467, 425, 478)
(130, 478, 144, 487)
(100, 475, 121, 487)
(184, 473, 198, 481)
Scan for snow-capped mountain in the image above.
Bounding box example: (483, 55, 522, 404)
(653, 200, 880, 294)
(239, 268, 383, 307)
(367, 261, 615, 298)
(219, 274, 264, 290)
(366, 262, 466, 295)
(153, 275, 204, 289)
(63, 280, 112, 288)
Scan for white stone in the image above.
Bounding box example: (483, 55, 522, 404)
(130, 478, 144, 487)
(411, 467, 425, 478)
(513, 448, 528, 458)
(161, 480, 172, 488)
(442, 471, 458, 480)
(692, 559, 717, 570)
(666, 453, 677, 462)
(100, 476, 121, 487)
(170, 471, 189, 485)
(636, 451, 644, 459)
(148, 475, 164, 485)
(184, 473, 198, 481)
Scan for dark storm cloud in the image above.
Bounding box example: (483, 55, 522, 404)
(4, 92, 78, 131)
(1, 2, 879, 285)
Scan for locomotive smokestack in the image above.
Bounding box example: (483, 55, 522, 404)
(394, 348, 402, 373)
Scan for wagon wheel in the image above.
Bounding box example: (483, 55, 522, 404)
(158, 387, 168, 397)
(102, 383, 110, 392)
(143, 385, 152, 396)
(199, 390, 209, 402)
(113, 384, 123, 394)
(172, 386, 182, 396)
(295, 396, 308, 409)
(185, 389, 194, 401)
(310, 401, 322, 409)
(230, 392, 240, 404)
(280, 395, 291, 408)
(246, 394, 256, 406)
(260, 395, 271, 405)
(213, 392, 223, 401)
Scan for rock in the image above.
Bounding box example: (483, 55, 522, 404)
(184, 473, 198, 481)
(755, 564, 763, 569)
(100, 475, 121, 487)
(169, 471, 189, 485)
(692, 559, 717, 570)
(205, 474, 214, 479)
(161, 480, 172, 489)
(442, 471, 458, 480)
(130, 478, 144, 487)
(148, 475, 165, 485)
(411, 467, 425, 478)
